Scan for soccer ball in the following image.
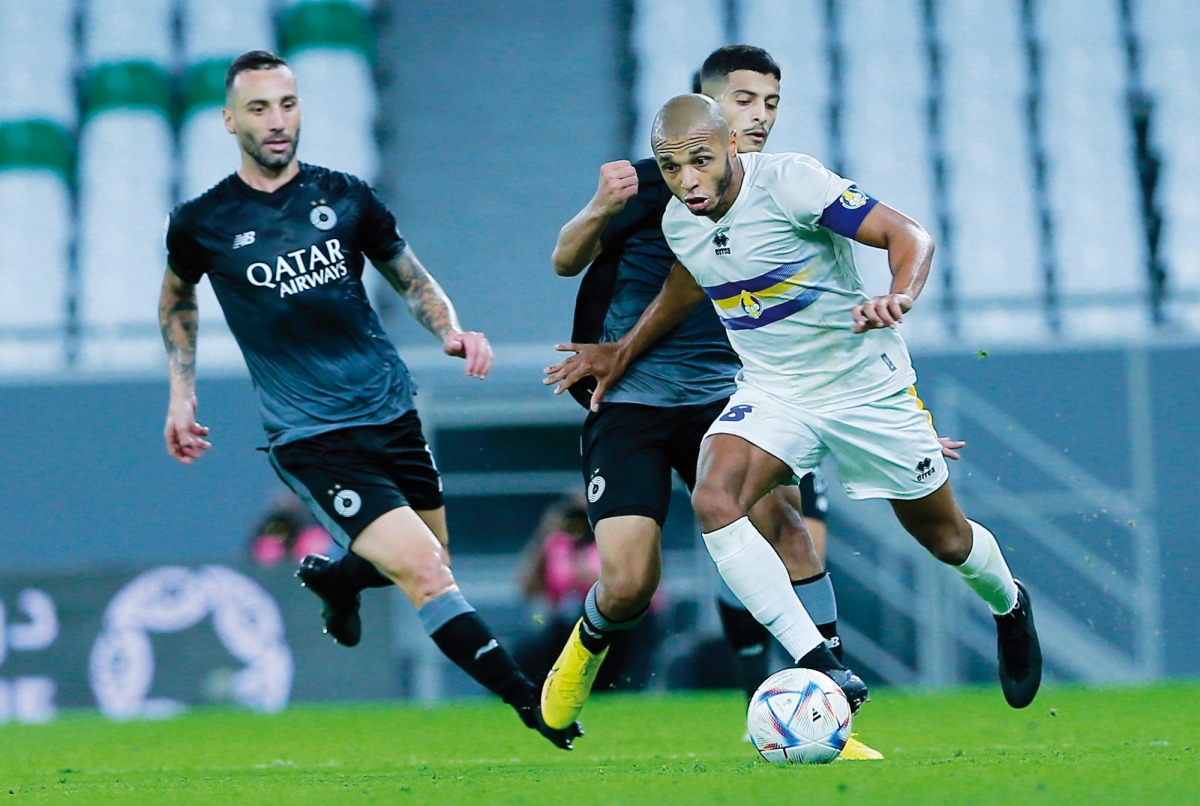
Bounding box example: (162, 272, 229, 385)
(747, 668, 852, 764)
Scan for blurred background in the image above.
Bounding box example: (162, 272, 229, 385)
(1, 0, 1198, 722)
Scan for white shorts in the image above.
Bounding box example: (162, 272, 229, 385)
(703, 384, 949, 501)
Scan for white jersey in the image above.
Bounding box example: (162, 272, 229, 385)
(661, 151, 916, 409)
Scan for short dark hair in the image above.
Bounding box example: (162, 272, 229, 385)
(694, 45, 781, 92)
(224, 50, 289, 93)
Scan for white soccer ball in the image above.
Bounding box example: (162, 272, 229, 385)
(747, 668, 852, 765)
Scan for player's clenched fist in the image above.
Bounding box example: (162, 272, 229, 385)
(594, 160, 639, 215)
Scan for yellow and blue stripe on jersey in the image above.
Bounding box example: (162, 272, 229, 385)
(703, 260, 827, 330)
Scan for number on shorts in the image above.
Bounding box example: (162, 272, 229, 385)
(719, 404, 754, 422)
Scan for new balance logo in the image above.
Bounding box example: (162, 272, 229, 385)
(916, 457, 934, 481)
(232, 231, 256, 249)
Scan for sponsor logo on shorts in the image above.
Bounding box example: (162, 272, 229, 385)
(880, 353, 897, 372)
(915, 457, 934, 481)
(310, 204, 338, 231)
(332, 488, 362, 517)
(587, 474, 606, 503)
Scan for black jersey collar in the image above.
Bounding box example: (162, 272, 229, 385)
(230, 163, 310, 208)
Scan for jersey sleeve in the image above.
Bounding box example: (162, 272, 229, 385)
(164, 209, 207, 283)
(356, 182, 408, 263)
(770, 154, 856, 232)
(598, 160, 669, 250)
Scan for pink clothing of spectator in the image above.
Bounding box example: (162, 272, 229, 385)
(541, 529, 601, 608)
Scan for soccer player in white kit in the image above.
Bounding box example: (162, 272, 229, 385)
(631, 94, 1042, 709)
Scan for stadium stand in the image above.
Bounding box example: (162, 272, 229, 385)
(1133, 0, 1200, 329)
(734, 0, 832, 165)
(630, 0, 725, 159)
(77, 0, 176, 369)
(936, 0, 1049, 343)
(0, 0, 75, 373)
(1036, 0, 1150, 338)
(277, 0, 378, 181)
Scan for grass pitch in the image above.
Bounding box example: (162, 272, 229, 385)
(1, 683, 1194, 804)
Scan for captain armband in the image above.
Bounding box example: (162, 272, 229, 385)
(818, 185, 879, 238)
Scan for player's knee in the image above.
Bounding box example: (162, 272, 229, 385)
(600, 569, 658, 619)
(691, 481, 743, 532)
(375, 552, 454, 603)
(922, 522, 972, 566)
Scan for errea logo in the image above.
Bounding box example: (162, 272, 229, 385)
(713, 231, 731, 256)
(916, 457, 934, 481)
(232, 231, 256, 249)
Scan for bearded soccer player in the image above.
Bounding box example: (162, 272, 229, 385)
(571, 93, 1042, 712)
(158, 50, 581, 750)
(540, 46, 884, 757)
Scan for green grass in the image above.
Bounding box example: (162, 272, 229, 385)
(1, 683, 1194, 804)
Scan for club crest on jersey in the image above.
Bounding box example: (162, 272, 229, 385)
(712, 231, 732, 256)
(310, 204, 337, 231)
(839, 187, 867, 209)
(739, 290, 763, 319)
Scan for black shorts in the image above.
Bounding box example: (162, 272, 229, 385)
(581, 400, 829, 527)
(268, 410, 443, 546)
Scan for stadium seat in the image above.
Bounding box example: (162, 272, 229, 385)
(1132, 0, 1200, 329)
(77, 0, 177, 369)
(0, 0, 75, 372)
(735, 0, 831, 163)
(936, 0, 1049, 343)
(278, 0, 379, 180)
(630, 0, 725, 158)
(1036, 0, 1151, 338)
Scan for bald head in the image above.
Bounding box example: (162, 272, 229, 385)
(650, 94, 744, 219)
(651, 94, 731, 150)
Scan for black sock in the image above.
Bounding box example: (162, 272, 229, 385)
(796, 642, 846, 673)
(429, 612, 534, 708)
(718, 598, 773, 700)
(817, 622, 843, 662)
(337, 552, 392, 591)
(578, 609, 613, 654)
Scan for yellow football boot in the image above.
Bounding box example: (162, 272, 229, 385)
(540, 619, 610, 730)
(839, 734, 884, 760)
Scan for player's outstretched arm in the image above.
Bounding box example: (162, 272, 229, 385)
(373, 246, 493, 379)
(544, 260, 707, 410)
(848, 202, 935, 334)
(159, 265, 211, 465)
(551, 160, 639, 277)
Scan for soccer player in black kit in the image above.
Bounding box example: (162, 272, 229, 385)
(159, 50, 581, 750)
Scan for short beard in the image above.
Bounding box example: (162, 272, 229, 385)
(714, 157, 734, 205)
(243, 131, 299, 172)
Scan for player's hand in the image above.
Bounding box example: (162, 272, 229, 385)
(593, 160, 639, 216)
(164, 394, 211, 465)
(938, 436, 966, 461)
(543, 342, 628, 412)
(851, 293, 913, 334)
(444, 330, 493, 379)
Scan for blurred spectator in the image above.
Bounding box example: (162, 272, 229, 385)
(514, 491, 659, 691)
(248, 491, 336, 567)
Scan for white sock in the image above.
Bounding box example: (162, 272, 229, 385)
(702, 517, 825, 661)
(955, 520, 1019, 615)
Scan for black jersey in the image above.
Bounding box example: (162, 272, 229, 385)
(570, 159, 740, 409)
(166, 163, 415, 446)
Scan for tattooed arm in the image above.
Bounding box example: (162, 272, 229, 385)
(372, 245, 493, 379)
(159, 265, 211, 464)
